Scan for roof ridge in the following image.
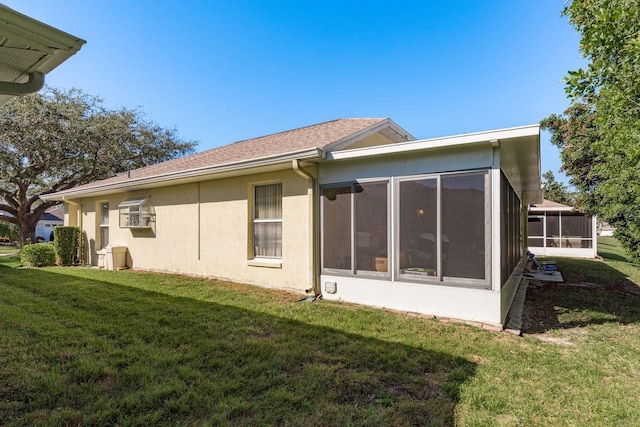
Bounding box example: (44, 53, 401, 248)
(224, 117, 387, 148)
(121, 118, 355, 174)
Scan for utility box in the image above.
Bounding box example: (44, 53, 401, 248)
(97, 249, 107, 269)
(104, 245, 127, 270)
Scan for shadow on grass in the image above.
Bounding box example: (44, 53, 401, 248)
(0, 263, 475, 426)
(523, 257, 640, 334)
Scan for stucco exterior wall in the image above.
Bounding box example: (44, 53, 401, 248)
(71, 168, 314, 293)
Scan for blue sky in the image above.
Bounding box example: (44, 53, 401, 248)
(7, 1, 582, 183)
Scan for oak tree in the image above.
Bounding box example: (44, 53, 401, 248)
(542, 0, 640, 261)
(0, 87, 196, 243)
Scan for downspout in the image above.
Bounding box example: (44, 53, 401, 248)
(0, 72, 45, 95)
(292, 159, 319, 295)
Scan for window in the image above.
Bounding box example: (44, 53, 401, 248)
(321, 182, 389, 275)
(119, 196, 151, 228)
(501, 173, 522, 285)
(355, 182, 388, 273)
(321, 171, 490, 287)
(527, 216, 544, 247)
(441, 174, 486, 280)
(322, 186, 352, 269)
(398, 178, 438, 277)
(99, 202, 109, 249)
(253, 183, 282, 258)
(528, 212, 593, 249)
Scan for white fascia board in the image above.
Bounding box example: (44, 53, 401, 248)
(528, 206, 575, 213)
(0, 5, 86, 53)
(42, 148, 323, 201)
(327, 124, 540, 161)
(323, 119, 416, 152)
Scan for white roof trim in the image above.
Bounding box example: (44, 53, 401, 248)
(323, 118, 415, 152)
(528, 206, 575, 213)
(41, 147, 322, 200)
(0, 5, 85, 105)
(326, 124, 540, 160)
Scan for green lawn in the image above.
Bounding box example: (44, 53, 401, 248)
(1, 238, 640, 426)
(0, 244, 19, 255)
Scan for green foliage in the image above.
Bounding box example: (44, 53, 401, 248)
(0, 86, 197, 243)
(542, 0, 640, 262)
(541, 171, 575, 206)
(0, 220, 19, 242)
(53, 226, 80, 266)
(20, 243, 56, 267)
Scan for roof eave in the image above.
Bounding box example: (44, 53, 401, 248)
(0, 5, 86, 106)
(42, 147, 323, 201)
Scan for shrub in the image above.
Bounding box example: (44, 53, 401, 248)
(20, 243, 56, 267)
(53, 226, 80, 266)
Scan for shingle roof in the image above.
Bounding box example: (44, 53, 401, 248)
(41, 212, 62, 221)
(529, 199, 574, 211)
(59, 118, 400, 194)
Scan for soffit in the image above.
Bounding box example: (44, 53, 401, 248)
(0, 5, 85, 106)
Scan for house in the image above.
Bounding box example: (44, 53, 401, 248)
(35, 206, 64, 242)
(597, 221, 615, 237)
(42, 119, 542, 327)
(527, 199, 597, 258)
(0, 4, 85, 106)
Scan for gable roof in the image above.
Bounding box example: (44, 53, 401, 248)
(0, 5, 85, 106)
(40, 212, 62, 222)
(528, 199, 575, 212)
(43, 118, 414, 200)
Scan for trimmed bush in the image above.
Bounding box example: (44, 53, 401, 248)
(53, 226, 80, 266)
(20, 243, 56, 267)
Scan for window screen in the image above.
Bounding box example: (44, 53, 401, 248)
(441, 174, 486, 280)
(546, 213, 560, 247)
(398, 178, 438, 276)
(322, 186, 352, 270)
(355, 182, 388, 272)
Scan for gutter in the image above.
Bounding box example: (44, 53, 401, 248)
(292, 159, 319, 296)
(43, 147, 323, 201)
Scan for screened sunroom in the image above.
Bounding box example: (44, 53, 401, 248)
(527, 199, 597, 258)
(318, 125, 541, 326)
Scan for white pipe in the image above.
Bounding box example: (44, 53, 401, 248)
(292, 160, 318, 295)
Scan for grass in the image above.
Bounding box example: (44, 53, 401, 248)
(1, 238, 640, 426)
(0, 244, 19, 255)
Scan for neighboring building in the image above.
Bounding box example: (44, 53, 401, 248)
(527, 199, 597, 258)
(42, 119, 541, 327)
(35, 206, 64, 242)
(598, 221, 615, 237)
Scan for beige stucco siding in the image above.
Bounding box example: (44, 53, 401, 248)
(71, 168, 314, 293)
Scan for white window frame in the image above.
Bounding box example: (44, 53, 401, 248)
(98, 201, 109, 249)
(252, 183, 282, 260)
(118, 196, 151, 228)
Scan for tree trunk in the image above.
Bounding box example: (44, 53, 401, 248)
(17, 211, 37, 245)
